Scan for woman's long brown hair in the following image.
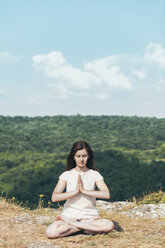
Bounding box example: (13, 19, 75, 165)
(66, 141, 97, 171)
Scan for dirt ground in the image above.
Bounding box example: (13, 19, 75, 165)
(0, 199, 165, 248)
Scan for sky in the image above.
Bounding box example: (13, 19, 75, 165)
(0, 0, 165, 117)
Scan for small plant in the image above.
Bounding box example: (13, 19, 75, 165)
(47, 201, 51, 208)
(86, 241, 96, 247)
(11, 196, 15, 201)
(137, 191, 165, 205)
(38, 194, 44, 209)
(0, 192, 23, 210)
(56, 201, 63, 210)
(121, 203, 136, 212)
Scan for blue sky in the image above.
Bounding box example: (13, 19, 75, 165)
(0, 0, 165, 117)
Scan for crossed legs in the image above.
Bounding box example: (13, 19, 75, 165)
(45, 215, 114, 239)
(45, 220, 81, 239)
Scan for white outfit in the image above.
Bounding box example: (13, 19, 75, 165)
(59, 168, 103, 219)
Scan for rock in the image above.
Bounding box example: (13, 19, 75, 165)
(96, 200, 134, 212)
(13, 213, 56, 224)
(13, 213, 34, 224)
(44, 208, 62, 214)
(13, 201, 165, 226)
(122, 203, 165, 218)
(35, 216, 56, 224)
(154, 221, 165, 226)
(26, 242, 62, 248)
(97, 200, 165, 219)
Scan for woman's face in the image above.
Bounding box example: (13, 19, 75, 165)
(74, 149, 89, 168)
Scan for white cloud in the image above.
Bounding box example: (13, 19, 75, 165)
(144, 42, 165, 67)
(131, 68, 145, 79)
(55, 82, 73, 98)
(0, 52, 22, 63)
(33, 52, 100, 90)
(32, 42, 165, 100)
(85, 59, 133, 90)
(32, 51, 133, 99)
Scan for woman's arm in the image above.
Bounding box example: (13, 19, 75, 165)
(80, 179, 110, 199)
(51, 178, 79, 202)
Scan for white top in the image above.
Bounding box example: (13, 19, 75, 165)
(59, 168, 103, 219)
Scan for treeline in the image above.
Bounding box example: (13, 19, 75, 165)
(0, 115, 165, 208)
(1, 115, 165, 153)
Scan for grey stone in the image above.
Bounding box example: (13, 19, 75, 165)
(35, 216, 56, 224)
(96, 200, 134, 212)
(44, 208, 62, 214)
(13, 201, 165, 226)
(122, 203, 165, 218)
(13, 213, 56, 225)
(13, 213, 34, 224)
(96, 200, 165, 219)
(26, 242, 62, 248)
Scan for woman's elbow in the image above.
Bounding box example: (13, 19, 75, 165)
(105, 191, 110, 199)
(51, 194, 58, 202)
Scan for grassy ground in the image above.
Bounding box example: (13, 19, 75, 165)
(0, 197, 165, 248)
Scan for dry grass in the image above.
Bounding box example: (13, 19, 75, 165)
(0, 197, 165, 248)
(136, 191, 165, 205)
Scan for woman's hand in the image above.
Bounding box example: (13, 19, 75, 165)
(76, 175, 81, 193)
(52, 177, 81, 202)
(79, 176, 84, 193)
(77, 176, 110, 199)
(77, 175, 85, 193)
(76, 175, 85, 193)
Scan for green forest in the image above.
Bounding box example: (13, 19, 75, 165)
(0, 115, 165, 208)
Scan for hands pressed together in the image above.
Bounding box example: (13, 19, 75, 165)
(76, 174, 85, 194)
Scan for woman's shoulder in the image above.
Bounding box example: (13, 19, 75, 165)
(59, 169, 75, 180)
(89, 169, 103, 180)
(89, 169, 101, 174)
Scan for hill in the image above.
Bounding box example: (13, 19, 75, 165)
(1, 115, 165, 153)
(0, 115, 165, 207)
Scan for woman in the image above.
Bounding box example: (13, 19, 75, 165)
(45, 141, 114, 239)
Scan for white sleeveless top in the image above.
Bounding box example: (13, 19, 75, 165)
(59, 168, 103, 219)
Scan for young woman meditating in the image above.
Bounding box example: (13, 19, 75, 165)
(45, 141, 114, 239)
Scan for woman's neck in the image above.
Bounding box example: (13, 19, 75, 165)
(74, 166, 89, 172)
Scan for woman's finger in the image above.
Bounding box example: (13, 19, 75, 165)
(78, 174, 81, 183)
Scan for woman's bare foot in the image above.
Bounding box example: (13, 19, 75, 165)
(55, 215, 62, 221)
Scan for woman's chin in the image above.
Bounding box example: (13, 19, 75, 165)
(77, 164, 86, 167)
